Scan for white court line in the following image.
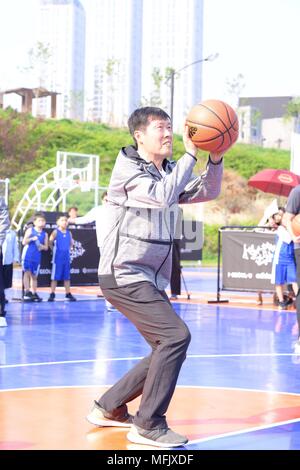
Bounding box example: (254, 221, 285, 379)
(0, 352, 297, 369)
(187, 417, 300, 446)
(0, 383, 299, 447)
(1, 383, 300, 396)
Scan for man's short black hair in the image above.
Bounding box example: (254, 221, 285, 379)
(128, 107, 171, 147)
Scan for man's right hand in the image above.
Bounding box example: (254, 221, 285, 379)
(183, 125, 198, 157)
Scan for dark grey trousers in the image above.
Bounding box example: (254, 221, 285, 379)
(294, 249, 300, 337)
(98, 281, 191, 430)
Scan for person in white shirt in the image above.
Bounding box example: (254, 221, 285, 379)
(2, 228, 20, 302)
(68, 192, 108, 301)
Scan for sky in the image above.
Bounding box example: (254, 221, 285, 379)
(0, 0, 299, 103)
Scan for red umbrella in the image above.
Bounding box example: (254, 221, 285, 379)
(248, 169, 300, 197)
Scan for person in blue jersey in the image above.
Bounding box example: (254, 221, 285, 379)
(22, 212, 48, 302)
(271, 210, 298, 310)
(48, 215, 76, 302)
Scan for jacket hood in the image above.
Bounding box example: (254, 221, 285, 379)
(122, 145, 174, 172)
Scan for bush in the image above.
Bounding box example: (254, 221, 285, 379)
(0, 108, 291, 222)
(202, 224, 220, 263)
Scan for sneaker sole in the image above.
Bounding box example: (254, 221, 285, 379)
(126, 429, 188, 448)
(86, 413, 132, 428)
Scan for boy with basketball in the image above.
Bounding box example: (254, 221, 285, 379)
(48, 215, 76, 302)
(22, 212, 48, 302)
(87, 106, 225, 447)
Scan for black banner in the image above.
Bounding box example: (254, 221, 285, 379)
(222, 230, 276, 292)
(37, 225, 99, 287)
(180, 220, 203, 261)
(22, 216, 202, 287)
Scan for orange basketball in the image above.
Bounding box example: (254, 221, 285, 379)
(186, 99, 239, 153)
(292, 214, 300, 237)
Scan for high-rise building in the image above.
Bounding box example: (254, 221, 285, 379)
(84, 0, 143, 126)
(141, 0, 204, 131)
(38, 0, 85, 120)
(85, 0, 204, 130)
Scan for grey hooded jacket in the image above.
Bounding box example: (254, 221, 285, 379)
(98, 145, 223, 290)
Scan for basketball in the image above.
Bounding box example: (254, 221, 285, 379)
(292, 214, 300, 237)
(186, 99, 239, 153)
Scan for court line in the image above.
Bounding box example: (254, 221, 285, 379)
(1, 383, 299, 396)
(187, 416, 300, 446)
(0, 352, 298, 369)
(1, 383, 298, 448)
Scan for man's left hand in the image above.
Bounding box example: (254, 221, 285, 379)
(210, 150, 225, 163)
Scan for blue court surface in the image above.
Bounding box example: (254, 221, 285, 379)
(0, 267, 300, 450)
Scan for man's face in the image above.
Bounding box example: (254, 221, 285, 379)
(135, 118, 173, 159)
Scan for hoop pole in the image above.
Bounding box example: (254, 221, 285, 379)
(208, 228, 229, 304)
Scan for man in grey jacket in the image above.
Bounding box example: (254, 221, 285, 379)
(87, 107, 225, 447)
(0, 197, 10, 327)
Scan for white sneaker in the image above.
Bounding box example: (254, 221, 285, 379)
(105, 299, 115, 310)
(0, 317, 7, 327)
(294, 340, 300, 354)
(86, 401, 133, 427)
(127, 424, 188, 448)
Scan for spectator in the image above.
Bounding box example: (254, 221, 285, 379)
(48, 215, 76, 302)
(256, 208, 281, 305)
(0, 199, 10, 327)
(22, 212, 48, 302)
(2, 227, 20, 303)
(68, 192, 108, 248)
(271, 211, 298, 309)
(284, 185, 300, 354)
(68, 191, 108, 301)
(68, 207, 79, 219)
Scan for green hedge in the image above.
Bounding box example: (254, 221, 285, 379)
(202, 220, 260, 265)
(0, 108, 291, 216)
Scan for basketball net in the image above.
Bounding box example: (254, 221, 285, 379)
(75, 179, 92, 192)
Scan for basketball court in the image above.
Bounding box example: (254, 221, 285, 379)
(1, 267, 300, 450)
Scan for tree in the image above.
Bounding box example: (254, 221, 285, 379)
(63, 90, 84, 120)
(284, 97, 300, 132)
(141, 67, 165, 107)
(104, 58, 121, 126)
(0, 109, 47, 177)
(226, 73, 245, 109)
(150, 67, 163, 106)
(208, 169, 256, 225)
(19, 41, 52, 115)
